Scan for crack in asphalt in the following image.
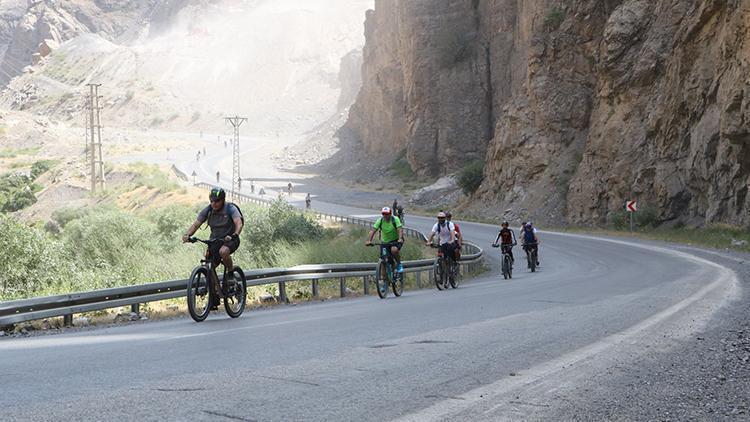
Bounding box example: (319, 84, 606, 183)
(155, 387, 206, 392)
(424, 394, 466, 401)
(252, 374, 321, 387)
(368, 343, 397, 349)
(202, 410, 256, 421)
(410, 340, 456, 344)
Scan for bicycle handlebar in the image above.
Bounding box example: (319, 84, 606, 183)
(189, 237, 226, 245)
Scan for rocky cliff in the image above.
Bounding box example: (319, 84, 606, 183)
(0, 0, 192, 86)
(345, 0, 750, 227)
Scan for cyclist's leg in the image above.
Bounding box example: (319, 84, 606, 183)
(219, 237, 241, 274)
(390, 241, 402, 264)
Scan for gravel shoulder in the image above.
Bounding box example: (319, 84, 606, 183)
(539, 246, 749, 421)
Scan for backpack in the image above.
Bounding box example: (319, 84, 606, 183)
(436, 221, 454, 234)
(203, 202, 245, 233)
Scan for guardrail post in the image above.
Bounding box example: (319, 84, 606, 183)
(63, 314, 73, 327)
(131, 303, 139, 314)
(363, 276, 369, 295)
(279, 281, 287, 303)
(416, 271, 422, 288)
(312, 279, 319, 298)
(340, 277, 346, 298)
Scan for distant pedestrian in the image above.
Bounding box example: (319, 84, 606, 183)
(203, 147, 206, 156)
(287, 182, 293, 196)
(250, 180, 255, 194)
(224, 140, 227, 148)
(305, 193, 311, 210)
(216, 171, 220, 183)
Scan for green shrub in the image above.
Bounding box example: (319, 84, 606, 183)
(128, 162, 178, 192)
(545, 7, 565, 31)
(30, 160, 55, 180)
(0, 214, 74, 299)
(389, 151, 415, 180)
(457, 160, 485, 195)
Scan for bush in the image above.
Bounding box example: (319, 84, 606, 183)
(0, 214, 74, 299)
(389, 151, 415, 180)
(457, 160, 485, 195)
(30, 160, 54, 180)
(545, 7, 565, 31)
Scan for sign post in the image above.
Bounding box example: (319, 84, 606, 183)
(626, 201, 637, 232)
(191, 170, 197, 185)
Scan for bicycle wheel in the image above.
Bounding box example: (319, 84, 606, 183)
(502, 255, 509, 280)
(433, 259, 445, 291)
(507, 255, 513, 279)
(449, 260, 460, 289)
(392, 267, 403, 297)
(187, 267, 211, 322)
(375, 261, 389, 299)
(224, 267, 247, 318)
(530, 249, 537, 272)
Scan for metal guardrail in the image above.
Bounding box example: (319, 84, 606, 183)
(0, 185, 483, 327)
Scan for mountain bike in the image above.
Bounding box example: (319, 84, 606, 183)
(367, 242, 404, 298)
(430, 243, 459, 290)
(492, 243, 515, 279)
(187, 237, 247, 322)
(523, 242, 538, 273)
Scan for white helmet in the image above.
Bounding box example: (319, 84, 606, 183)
(381, 207, 392, 215)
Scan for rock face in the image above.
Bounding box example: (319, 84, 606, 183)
(345, 0, 750, 227)
(0, 0, 193, 86)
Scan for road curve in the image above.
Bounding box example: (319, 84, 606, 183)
(0, 194, 738, 420)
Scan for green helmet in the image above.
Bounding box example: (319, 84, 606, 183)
(209, 187, 226, 202)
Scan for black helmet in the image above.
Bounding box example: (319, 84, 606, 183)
(209, 187, 226, 202)
(501, 220, 509, 226)
(445, 211, 452, 218)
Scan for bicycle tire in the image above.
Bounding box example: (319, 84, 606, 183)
(449, 260, 459, 289)
(187, 267, 211, 322)
(502, 255, 509, 280)
(433, 258, 445, 291)
(508, 255, 513, 279)
(392, 269, 403, 297)
(530, 250, 537, 272)
(224, 267, 247, 318)
(375, 261, 389, 299)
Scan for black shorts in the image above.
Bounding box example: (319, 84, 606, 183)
(380, 241, 403, 255)
(207, 237, 240, 264)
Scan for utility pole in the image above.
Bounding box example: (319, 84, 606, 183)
(86, 83, 105, 192)
(225, 116, 247, 202)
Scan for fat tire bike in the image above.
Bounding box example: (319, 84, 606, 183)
(523, 242, 539, 273)
(430, 244, 459, 290)
(187, 237, 247, 322)
(368, 242, 404, 298)
(492, 243, 515, 279)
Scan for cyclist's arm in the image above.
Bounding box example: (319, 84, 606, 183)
(511, 230, 517, 245)
(183, 219, 203, 242)
(232, 216, 243, 236)
(398, 227, 405, 243)
(493, 232, 501, 245)
(457, 230, 463, 245)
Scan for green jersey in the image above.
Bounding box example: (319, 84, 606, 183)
(373, 216, 402, 243)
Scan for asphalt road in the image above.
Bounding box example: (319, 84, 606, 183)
(0, 191, 739, 420)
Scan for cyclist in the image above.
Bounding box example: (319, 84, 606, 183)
(182, 188, 244, 298)
(287, 182, 293, 196)
(305, 193, 312, 209)
(425, 212, 456, 263)
(366, 207, 405, 273)
(493, 221, 517, 264)
(520, 221, 540, 267)
(445, 211, 462, 262)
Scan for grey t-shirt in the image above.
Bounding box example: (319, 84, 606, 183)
(198, 203, 241, 240)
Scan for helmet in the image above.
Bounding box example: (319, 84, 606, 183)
(501, 220, 509, 226)
(445, 211, 452, 218)
(381, 207, 392, 215)
(209, 187, 226, 202)
(437, 212, 446, 219)
(527, 220, 533, 227)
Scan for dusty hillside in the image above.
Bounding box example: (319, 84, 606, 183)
(343, 0, 750, 227)
(0, 0, 372, 136)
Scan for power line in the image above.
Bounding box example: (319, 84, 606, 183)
(86, 83, 105, 192)
(224, 116, 247, 203)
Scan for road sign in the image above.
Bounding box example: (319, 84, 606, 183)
(626, 201, 637, 212)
